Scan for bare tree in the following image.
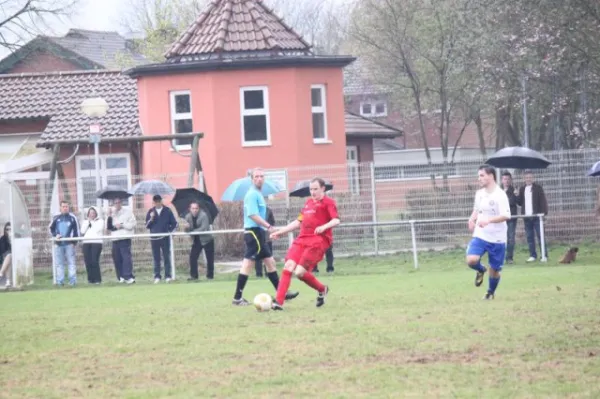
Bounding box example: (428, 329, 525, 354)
(266, 0, 350, 55)
(0, 0, 79, 51)
(120, 0, 206, 62)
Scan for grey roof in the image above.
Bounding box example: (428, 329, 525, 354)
(373, 138, 405, 152)
(49, 29, 148, 69)
(343, 58, 391, 96)
(0, 70, 140, 145)
(345, 112, 402, 139)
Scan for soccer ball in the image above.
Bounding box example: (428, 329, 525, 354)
(253, 293, 272, 312)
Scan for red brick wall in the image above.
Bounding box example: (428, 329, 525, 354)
(345, 93, 495, 150)
(346, 136, 374, 163)
(0, 119, 48, 134)
(5, 51, 83, 74)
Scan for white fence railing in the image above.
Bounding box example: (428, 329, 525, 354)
(48, 214, 546, 284)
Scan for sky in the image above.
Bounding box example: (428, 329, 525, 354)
(0, 0, 350, 58)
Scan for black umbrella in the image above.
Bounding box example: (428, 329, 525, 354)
(289, 180, 334, 198)
(172, 188, 219, 222)
(485, 146, 551, 169)
(587, 161, 600, 177)
(96, 185, 132, 201)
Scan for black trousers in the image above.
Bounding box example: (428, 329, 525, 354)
(190, 239, 215, 279)
(255, 241, 273, 277)
(112, 239, 134, 280)
(82, 243, 102, 283)
(151, 237, 172, 279)
(315, 246, 335, 272)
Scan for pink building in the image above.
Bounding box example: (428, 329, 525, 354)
(125, 0, 356, 197)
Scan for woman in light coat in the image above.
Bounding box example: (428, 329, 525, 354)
(81, 206, 104, 284)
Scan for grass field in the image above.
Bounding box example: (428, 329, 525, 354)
(1, 246, 600, 398)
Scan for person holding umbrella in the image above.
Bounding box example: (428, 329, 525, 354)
(183, 201, 215, 281)
(515, 170, 549, 262)
(106, 198, 137, 284)
(146, 195, 178, 283)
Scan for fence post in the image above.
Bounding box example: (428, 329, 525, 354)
(410, 220, 418, 269)
(170, 235, 176, 280)
(539, 214, 547, 259)
(370, 162, 379, 255)
(285, 169, 293, 247)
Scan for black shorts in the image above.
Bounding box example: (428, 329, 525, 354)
(244, 228, 272, 260)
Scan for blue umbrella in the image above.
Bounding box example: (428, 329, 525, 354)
(128, 180, 175, 196)
(221, 177, 283, 201)
(587, 161, 600, 177)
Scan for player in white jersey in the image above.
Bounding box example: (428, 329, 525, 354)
(466, 165, 511, 300)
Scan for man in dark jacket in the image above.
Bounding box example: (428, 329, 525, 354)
(501, 171, 519, 264)
(515, 170, 549, 262)
(184, 202, 215, 281)
(146, 195, 178, 283)
(49, 201, 80, 286)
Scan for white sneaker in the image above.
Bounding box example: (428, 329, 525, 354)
(526, 257, 536, 262)
(118, 277, 125, 283)
(5, 279, 10, 287)
(540, 257, 548, 263)
(165, 278, 172, 283)
(154, 278, 160, 284)
(125, 278, 135, 284)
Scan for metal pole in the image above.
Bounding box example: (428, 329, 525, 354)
(539, 214, 546, 259)
(410, 220, 418, 269)
(285, 169, 293, 247)
(170, 235, 176, 280)
(370, 162, 379, 254)
(94, 140, 102, 209)
(8, 183, 15, 287)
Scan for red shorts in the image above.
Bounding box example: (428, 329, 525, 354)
(285, 240, 327, 271)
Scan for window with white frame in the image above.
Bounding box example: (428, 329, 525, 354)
(170, 91, 194, 148)
(311, 84, 328, 141)
(76, 154, 131, 209)
(360, 100, 388, 117)
(240, 86, 270, 146)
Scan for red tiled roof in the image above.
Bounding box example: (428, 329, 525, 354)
(165, 0, 311, 59)
(0, 70, 140, 144)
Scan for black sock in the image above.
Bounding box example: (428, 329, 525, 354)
(267, 271, 280, 290)
(234, 273, 249, 300)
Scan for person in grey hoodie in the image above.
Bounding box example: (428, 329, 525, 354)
(183, 202, 215, 280)
(106, 198, 137, 284)
(80, 206, 104, 284)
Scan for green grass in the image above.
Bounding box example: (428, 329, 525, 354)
(1, 246, 600, 398)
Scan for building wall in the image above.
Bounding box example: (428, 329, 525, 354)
(0, 120, 48, 134)
(5, 51, 83, 74)
(345, 93, 496, 150)
(346, 136, 374, 163)
(137, 66, 347, 199)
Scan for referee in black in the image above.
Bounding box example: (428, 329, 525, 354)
(232, 168, 299, 306)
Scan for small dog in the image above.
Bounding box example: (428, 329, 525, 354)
(559, 247, 579, 264)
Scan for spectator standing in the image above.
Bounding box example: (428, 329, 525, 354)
(184, 202, 215, 281)
(49, 201, 80, 286)
(106, 198, 137, 284)
(0, 222, 12, 287)
(80, 206, 104, 284)
(515, 170, 549, 262)
(501, 171, 519, 264)
(146, 194, 178, 283)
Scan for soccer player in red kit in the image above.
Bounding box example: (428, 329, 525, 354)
(270, 178, 340, 309)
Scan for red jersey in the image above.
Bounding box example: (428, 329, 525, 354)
(296, 196, 339, 247)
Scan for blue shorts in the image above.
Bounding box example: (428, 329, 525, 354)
(466, 237, 506, 271)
